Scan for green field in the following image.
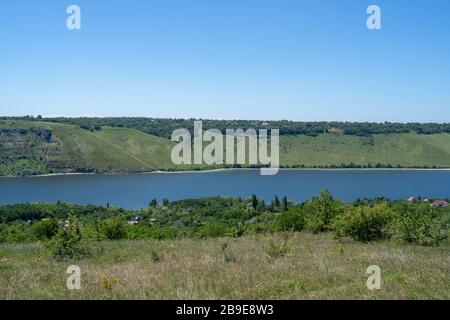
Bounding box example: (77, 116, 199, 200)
(280, 133, 450, 167)
(0, 232, 448, 299)
(1, 119, 450, 175)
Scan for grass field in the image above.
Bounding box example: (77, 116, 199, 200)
(0, 232, 448, 300)
(2, 119, 450, 175)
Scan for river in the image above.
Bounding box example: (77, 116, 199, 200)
(0, 169, 449, 209)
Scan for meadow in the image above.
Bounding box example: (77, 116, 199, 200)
(0, 192, 448, 300)
(1, 232, 448, 300)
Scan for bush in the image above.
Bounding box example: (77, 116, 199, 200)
(32, 219, 59, 240)
(332, 203, 394, 242)
(273, 207, 305, 232)
(304, 190, 343, 233)
(150, 248, 163, 262)
(51, 217, 90, 261)
(265, 236, 291, 260)
(125, 224, 183, 240)
(231, 222, 247, 237)
(100, 272, 119, 290)
(196, 222, 228, 238)
(223, 251, 237, 263)
(152, 226, 183, 240)
(0, 223, 29, 243)
(102, 217, 127, 240)
(79, 123, 93, 131)
(390, 204, 448, 246)
(247, 223, 269, 235)
(0, 222, 30, 243)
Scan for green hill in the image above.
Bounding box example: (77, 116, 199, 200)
(0, 120, 174, 175)
(280, 133, 450, 168)
(1, 119, 450, 176)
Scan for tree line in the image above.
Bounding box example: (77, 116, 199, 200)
(3, 116, 450, 138)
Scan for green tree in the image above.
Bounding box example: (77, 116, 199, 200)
(52, 216, 90, 261)
(390, 203, 448, 246)
(274, 195, 280, 207)
(32, 219, 59, 240)
(332, 203, 394, 242)
(149, 199, 158, 208)
(282, 196, 289, 211)
(0, 223, 29, 243)
(102, 217, 127, 240)
(273, 207, 305, 231)
(305, 190, 343, 233)
(251, 194, 259, 210)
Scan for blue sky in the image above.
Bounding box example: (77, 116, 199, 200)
(0, 0, 449, 121)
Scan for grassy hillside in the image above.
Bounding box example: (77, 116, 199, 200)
(0, 232, 448, 299)
(0, 120, 174, 175)
(1, 119, 450, 175)
(280, 133, 450, 168)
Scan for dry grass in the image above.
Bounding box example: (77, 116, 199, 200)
(0, 233, 449, 300)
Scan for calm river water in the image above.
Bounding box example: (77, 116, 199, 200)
(0, 169, 449, 209)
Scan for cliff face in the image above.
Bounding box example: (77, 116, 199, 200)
(0, 128, 61, 176)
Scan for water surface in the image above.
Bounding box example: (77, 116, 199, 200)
(0, 170, 448, 209)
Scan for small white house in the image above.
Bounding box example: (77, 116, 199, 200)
(407, 196, 416, 204)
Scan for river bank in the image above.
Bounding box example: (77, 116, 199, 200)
(2, 166, 450, 179)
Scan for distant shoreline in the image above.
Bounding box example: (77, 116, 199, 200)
(2, 167, 450, 178)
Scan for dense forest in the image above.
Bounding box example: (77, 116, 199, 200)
(2, 116, 450, 138)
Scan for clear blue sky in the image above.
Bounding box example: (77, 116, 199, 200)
(1, 0, 449, 122)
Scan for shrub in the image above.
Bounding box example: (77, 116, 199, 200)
(51, 217, 91, 261)
(151, 226, 183, 240)
(0, 223, 29, 243)
(266, 236, 291, 260)
(196, 222, 228, 238)
(79, 123, 94, 131)
(100, 272, 119, 290)
(150, 248, 162, 262)
(332, 203, 394, 242)
(219, 241, 228, 253)
(223, 251, 237, 263)
(273, 207, 305, 231)
(304, 190, 344, 233)
(247, 223, 268, 235)
(102, 217, 127, 240)
(32, 219, 59, 240)
(231, 222, 247, 237)
(390, 204, 448, 246)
